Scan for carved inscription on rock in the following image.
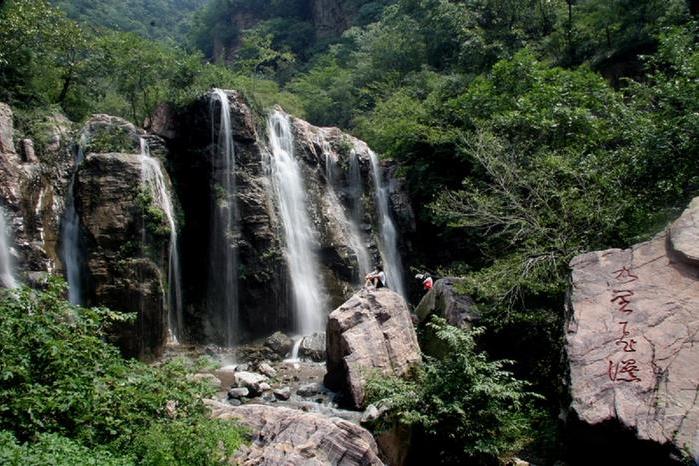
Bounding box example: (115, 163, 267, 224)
(566, 218, 699, 460)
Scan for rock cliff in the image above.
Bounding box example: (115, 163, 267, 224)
(166, 91, 413, 344)
(0, 103, 74, 283)
(72, 115, 173, 359)
(0, 92, 414, 358)
(565, 196, 699, 464)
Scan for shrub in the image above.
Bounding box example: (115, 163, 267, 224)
(0, 431, 131, 466)
(366, 317, 540, 465)
(0, 278, 247, 464)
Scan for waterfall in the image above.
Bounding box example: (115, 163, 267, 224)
(266, 110, 327, 335)
(323, 145, 370, 283)
(62, 135, 87, 304)
(349, 151, 363, 223)
(347, 151, 371, 280)
(0, 208, 17, 288)
(323, 141, 335, 186)
(209, 89, 239, 346)
(369, 150, 406, 298)
(140, 138, 183, 343)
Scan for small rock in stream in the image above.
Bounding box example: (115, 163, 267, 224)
(228, 387, 250, 399)
(258, 362, 277, 377)
(297, 382, 325, 397)
(234, 371, 268, 396)
(273, 387, 291, 400)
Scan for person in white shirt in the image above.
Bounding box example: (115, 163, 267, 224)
(365, 264, 386, 289)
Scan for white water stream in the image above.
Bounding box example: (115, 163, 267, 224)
(140, 138, 183, 343)
(62, 135, 87, 304)
(0, 208, 17, 288)
(266, 111, 327, 335)
(369, 150, 406, 298)
(209, 89, 240, 346)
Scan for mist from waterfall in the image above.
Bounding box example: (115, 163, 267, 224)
(140, 138, 183, 343)
(209, 89, 239, 346)
(369, 150, 406, 298)
(62, 135, 87, 305)
(0, 208, 17, 288)
(266, 111, 327, 335)
(324, 146, 370, 283)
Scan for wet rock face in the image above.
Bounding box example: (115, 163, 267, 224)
(169, 91, 413, 343)
(325, 288, 421, 409)
(206, 400, 384, 465)
(290, 117, 414, 308)
(73, 115, 171, 359)
(565, 196, 699, 464)
(170, 92, 288, 342)
(76, 152, 166, 359)
(0, 103, 73, 279)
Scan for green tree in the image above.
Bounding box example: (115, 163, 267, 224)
(366, 317, 540, 465)
(0, 279, 247, 464)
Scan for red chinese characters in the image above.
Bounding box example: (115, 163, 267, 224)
(607, 266, 641, 383)
(614, 321, 637, 352)
(608, 359, 642, 383)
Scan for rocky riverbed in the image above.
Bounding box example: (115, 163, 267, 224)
(161, 334, 364, 424)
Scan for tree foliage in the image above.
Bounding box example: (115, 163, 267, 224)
(0, 279, 247, 464)
(0, 0, 302, 124)
(366, 317, 541, 464)
(49, 0, 208, 43)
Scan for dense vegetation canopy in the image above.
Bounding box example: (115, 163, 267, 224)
(50, 0, 208, 42)
(1, 0, 697, 463)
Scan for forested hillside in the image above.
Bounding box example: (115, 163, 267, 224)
(49, 0, 209, 42)
(1, 0, 698, 464)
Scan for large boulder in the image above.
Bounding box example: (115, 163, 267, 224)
(264, 331, 295, 357)
(669, 196, 699, 264)
(325, 288, 421, 409)
(414, 276, 479, 328)
(565, 196, 699, 464)
(205, 400, 384, 465)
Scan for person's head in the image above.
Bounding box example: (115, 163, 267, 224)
(376, 264, 383, 272)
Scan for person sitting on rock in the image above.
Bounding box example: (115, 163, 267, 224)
(365, 265, 386, 289)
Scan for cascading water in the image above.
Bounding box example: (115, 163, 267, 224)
(266, 111, 327, 335)
(323, 145, 370, 283)
(209, 89, 239, 346)
(0, 208, 17, 288)
(62, 135, 87, 304)
(349, 151, 364, 223)
(369, 150, 406, 298)
(140, 138, 183, 343)
(347, 151, 371, 280)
